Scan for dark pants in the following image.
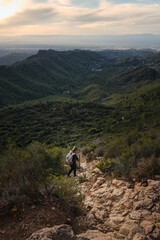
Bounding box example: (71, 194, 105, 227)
(68, 162, 77, 176)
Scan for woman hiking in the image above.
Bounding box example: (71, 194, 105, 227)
(67, 146, 80, 177)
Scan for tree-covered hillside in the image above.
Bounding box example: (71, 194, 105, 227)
(0, 50, 102, 106)
(0, 49, 159, 107)
(0, 52, 33, 66)
(1, 80, 160, 151)
(0, 48, 160, 152)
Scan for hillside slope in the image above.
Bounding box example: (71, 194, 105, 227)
(0, 52, 33, 66)
(0, 50, 102, 106)
(0, 49, 160, 107)
(1, 81, 160, 150)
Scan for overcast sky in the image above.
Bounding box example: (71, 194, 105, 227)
(0, 0, 160, 36)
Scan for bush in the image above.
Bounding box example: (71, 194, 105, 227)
(0, 142, 65, 200)
(81, 147, 92, 156)
(131, 156, 160, 180)
(88, 128, 99, 134)
(51, 176, 84, 210)
(125, 131, 139, 146)
(95, 146, 106, 157)
(104, 138, 124, 160)
(95, 132, 160, 180)
(79, 174, 87, 183)
(96, 158, 116, 174)
(86, 152, 95, 162)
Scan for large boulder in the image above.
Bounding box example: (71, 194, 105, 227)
(26, 224, 89, 240)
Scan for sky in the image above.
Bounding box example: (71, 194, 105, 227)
(0, 0, 160, 36)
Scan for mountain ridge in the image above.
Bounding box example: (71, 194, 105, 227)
(0, 49, 160, 107)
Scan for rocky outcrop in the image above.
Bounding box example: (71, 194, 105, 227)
(26, 224, 89, 240)
(27, 158, 160, 240)
(77, 159, 160, 240)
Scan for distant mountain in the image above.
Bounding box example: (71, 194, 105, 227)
(0, 49, 159, 107)
(0, 50, 11, 57)
(0, 52, 34, 66)
(0, 49, 102, 106)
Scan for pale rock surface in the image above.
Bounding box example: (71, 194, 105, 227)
(27, 156, 160, 240)
(132, 233, 148, 240)
(26, 224, 89, 240)
(78, 158, 160, 240)
(140, 220, 155, 235)
(78, 230, 119, 240)
(119, 220, 139, 236)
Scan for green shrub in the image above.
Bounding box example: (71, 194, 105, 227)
(95, 146, 106, 157)
(96, 133, 160, 180)
(82, 147, 92, 156)
(88, 128, 99, 134)
(79, 174, 87, 183)
(96, 158, 116, 174)
(131, 156, 160, 180)
(51, 176, 84, 210)
(86, 152, 95, 162)
(0, 142, 64, 200)
(104, 138, 124, 160)
(125, 131, 139, 146)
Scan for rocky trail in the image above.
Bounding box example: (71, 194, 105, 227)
(76, 157, 160, 240)
(1, 155, 160, 240)
(28, 156, 160, 240)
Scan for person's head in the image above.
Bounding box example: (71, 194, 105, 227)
(72, 146, 78, 153)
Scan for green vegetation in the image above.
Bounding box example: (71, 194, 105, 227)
(0, 49, 101, 106)
(51, 175, 84, 209)
(1, 80, 160, 152)
(0, 48, 160, 208)
(0, 49, 159, 107)
(78, 174, 87, 184)
(1, 79, 160, 151)
(0, 101, 112, 150)
(96, 131, 160, 180)
(0, 52, 33, 66)
(0, 142, 64, 198)
(0, 142, 83, 211)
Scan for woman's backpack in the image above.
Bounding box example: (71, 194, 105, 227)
(66, 151, 74, 165)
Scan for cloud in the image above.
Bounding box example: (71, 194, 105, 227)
(0, 0, 160, 35)
(0, 7, 57, 26)
(71, 1, 160, 26)
(1, 0, 13, 5)
(108, 0, 160, 4)
(73, 10, 122, 23)
(33, 0, 49, 3)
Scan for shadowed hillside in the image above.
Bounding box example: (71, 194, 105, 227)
(0, 49, 102, 106)
(0, 49, 159, 107)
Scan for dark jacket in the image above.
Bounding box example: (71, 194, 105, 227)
(72, 153, 78, 165)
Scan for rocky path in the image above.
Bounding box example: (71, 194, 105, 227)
(27, 156, 160, 240)
(76, 156, 160, 240)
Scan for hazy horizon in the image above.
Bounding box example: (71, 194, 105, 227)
(0, 34, 160, 51)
